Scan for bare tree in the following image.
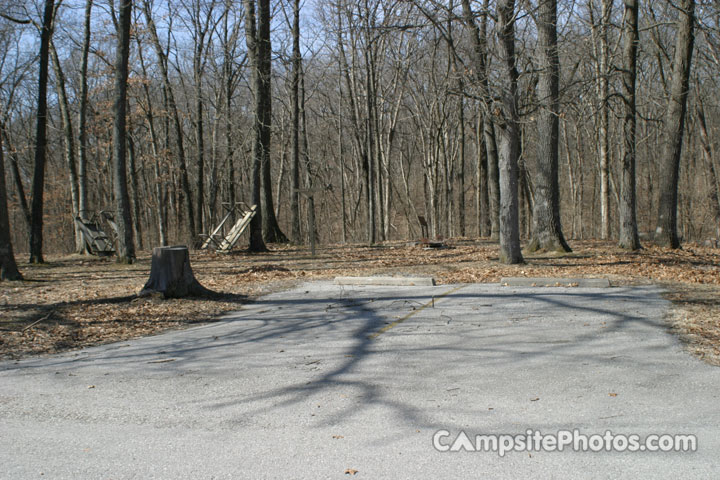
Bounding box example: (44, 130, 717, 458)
(256, 0, 286, 244)
(462, 0, 500, 240)
(618, 0, 641, 250)
(112, 0, 135, 263)
(527, 0, 570, 253)
(142, 0, 196, 244)
(290, 0, 301, 244)
(590, 0, 612, 239)
(77, 0, 92, 232)
(28, 0, 56, 263)
(0, 125, 21, 280)
(494, 0, 523, 264)
(656, 0, 696, 248)
(243, 0, 268, 251)
(49, 39, 83, 252)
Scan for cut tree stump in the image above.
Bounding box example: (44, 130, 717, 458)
(139, 246, 212, 298)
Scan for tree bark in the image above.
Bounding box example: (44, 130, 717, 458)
(462, 0, 500, 240)
(656, 0, 695, 248)
(2, 129, 31, 232)
(494, 0, 524, 264)
(136, 34, 167, 246)
(28, 0, 55, 264)
(591, 0, 612, 240)
(142, 0, 196, 244)
(528, 0, 570, 253)
(243, 0, 268, 252)
(476, 114, 490, 237)
(257, 0, 286, 244)
(0, 126, 22, 280)
(290, 0, 301, 244)
(112, 0, 136, 263)
(140, 246, 211, 298)
(618, 0, 641, 250)
(77, 0, 93, 227)
(49, 40, 85, 254)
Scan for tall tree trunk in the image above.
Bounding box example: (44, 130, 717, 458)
(1, 130, 31, 231)
(222, 0, 237, 223)
(591, 0, 612, 240)
(256, 0, 286, 244)
(49, 40, 84, 253)
(618, 0, 641, 250)
(142, 0, 196, 244)
(462, 0, 500, 240)
(113, 0, 135, 263)
(528, 0, 570, 253)
(136, 35, 166, 246)
(476, 114, 490, 237)
(494, 0, 524, 264)
(290, 0, 301, 244)
(194, 88, 205, 237)
(243, 0, 268, 251)
(457, 84, 466, 237)
(189, 0, 214, 238)
(77, 0, 92, 227)
(656, 0, 695, 248)
(28, 0, 55, 264)
(364, 24, 377, 245)
(128, 136, 143, 250)
(0, 127, 22, 280)
(696, 98, 720, 238)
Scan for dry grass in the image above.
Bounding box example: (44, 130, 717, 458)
(1, 239, 718, 363)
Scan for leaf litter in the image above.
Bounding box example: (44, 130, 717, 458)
(0, 240, 718, 364)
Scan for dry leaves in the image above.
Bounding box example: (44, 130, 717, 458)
(1, 240, 719, 363)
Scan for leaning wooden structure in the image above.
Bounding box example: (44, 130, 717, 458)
(74, 216, 115, 256)
(200, 203, 257, 253)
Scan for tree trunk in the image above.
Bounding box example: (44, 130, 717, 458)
(457, 84, 466, 237)
(243, 0, 268, 252)
(0, 127, 22, 280)
(591, 0, 612, 240)
(2, 129, 31, 232)
(528, 0, 570, 253)
(77, 0, 92, 227)
(656, 0, 695, 248)
(142, 0, 196, 244)
(495, 0, 524, 264)
(112, 0, 135, 263)
(476, 114, 490, 237)
(618, 0, 641, 250)
(697, 98, 720, 238)
(49, 40, 85, 254)
(136, 35, 167, 246)
(28, 0, 55, 264)
(257, 0, 286, 244)
(462, 0, 500, 240)
(128, 136, 143, 250)
(290, 0, 301, 244)
(140, 246, 211, 298)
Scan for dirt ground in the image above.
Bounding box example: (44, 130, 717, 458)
(1, 240, 719, 365)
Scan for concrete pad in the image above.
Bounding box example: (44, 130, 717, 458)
(335, 275, 436, 286)
(1, 282, 718, 479)
(501, 277, 611, 288)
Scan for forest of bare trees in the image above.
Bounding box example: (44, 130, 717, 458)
(1, 0, 719, 274)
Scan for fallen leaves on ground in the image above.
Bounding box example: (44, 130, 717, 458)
(1, 240, 718, 363)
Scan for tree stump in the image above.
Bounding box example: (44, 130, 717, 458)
(139, 246, 211, 298)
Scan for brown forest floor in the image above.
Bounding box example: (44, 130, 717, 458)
(1, 240, 719, 365)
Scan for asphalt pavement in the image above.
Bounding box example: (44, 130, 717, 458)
(1, 281, 719, 479)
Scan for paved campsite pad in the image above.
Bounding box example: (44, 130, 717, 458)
(1, 282, 719, 479)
